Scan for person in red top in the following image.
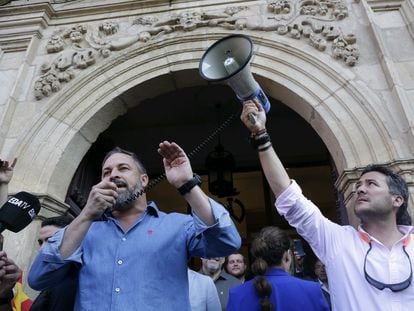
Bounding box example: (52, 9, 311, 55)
(0, 158, 32, 311)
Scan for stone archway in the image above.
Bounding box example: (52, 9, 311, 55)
(6, 32, 410, 292)
(12, 33, 395, 202)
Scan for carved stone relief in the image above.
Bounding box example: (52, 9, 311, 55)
(34, 2, 359, 100)
(51, 0, 78, 3)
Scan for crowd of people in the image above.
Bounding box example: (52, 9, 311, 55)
(0, 100, 412, 310)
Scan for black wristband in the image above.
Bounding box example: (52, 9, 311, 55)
(177, 174, 202, 196)
(258, 143, 272, 152)
(249, 133, 271, 149)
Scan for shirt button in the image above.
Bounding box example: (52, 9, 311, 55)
(115, 287, 120, 293)
(118, 260, 123, 265)
(121, 237, 126, 241)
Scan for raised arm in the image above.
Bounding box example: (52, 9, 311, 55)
(0, 158, 17, 207)
(240, 100, 290, 198)
(59, 180, 118, 258)
(158, 141, 215, 226)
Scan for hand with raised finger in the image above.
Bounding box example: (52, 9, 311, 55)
(0, 253, 20, 297)
(0, 158, 17, 185)
(0, 254, 6, 281)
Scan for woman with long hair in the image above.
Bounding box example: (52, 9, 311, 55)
(227, 227, 329, 311)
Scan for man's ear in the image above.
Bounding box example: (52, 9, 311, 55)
(392, 194, 404, 209)
(140, 173, 149, 187)
(286, 249, 292, 264)
(281, 250, 292, 272)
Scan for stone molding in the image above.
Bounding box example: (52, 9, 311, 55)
(51, 0, 77, 3)
(0, 31, 42, 52)
(367, 0, 405, 11)
(34, 1, 360, 100)
(36, 193, 70, 219)
(8, 191, 70, 218)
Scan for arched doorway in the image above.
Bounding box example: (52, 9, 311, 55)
(10, 35, 394, 274)
(64, 72, 341, 273)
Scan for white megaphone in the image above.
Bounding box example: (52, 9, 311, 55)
(199, 34, 270, 114)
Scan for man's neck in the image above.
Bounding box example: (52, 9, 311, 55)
(361, 220, 404, 249)
(113, 199, 147, 231)
(202, 268, 222, 281)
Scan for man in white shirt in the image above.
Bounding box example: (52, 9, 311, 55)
(239, 99, 414, 310)
(199, 257, 241, 310)
(314, 259, 331, 309)
(188, 269, 221, 311)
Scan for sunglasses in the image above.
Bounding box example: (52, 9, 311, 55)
(364, 243, 412, 292)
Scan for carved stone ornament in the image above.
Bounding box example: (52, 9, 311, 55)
(51, 0, 78, 3)
(34, 3, 359, 100)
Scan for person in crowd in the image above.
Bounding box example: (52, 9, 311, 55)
(30, 215, 77, 311)
(313, 259, 331, 310)
(0, 158, 16, 207)
(292, 238, 307, 278)
(225, 253, 247, 283)
(0, 251, 20, 311)
(188, 268, 221, 311)
(0, 158, 28, 311)
(28, 142, 241, 310)
(36, 216, 74, 248)
(200, 257, 241, 310)
(239, 99, 414, 310)
(227, 226, 329, 311)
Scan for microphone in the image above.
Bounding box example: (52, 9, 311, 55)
(0, 191, 41, 234)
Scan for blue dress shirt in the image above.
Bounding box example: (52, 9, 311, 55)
(28, 200, 241, 311)
(227, 268, 329, 311)
(30, 263, 78, 311)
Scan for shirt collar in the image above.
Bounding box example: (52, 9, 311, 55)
(264, 268, 289, 277)
(358, 225, 414, 247)
(102, 201, 160, 221)
(217, 270, 234, 281)
(146, 201, 160, 217)
(319, 279, 329, 292)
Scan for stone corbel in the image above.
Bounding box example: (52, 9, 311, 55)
(36, 193, 70, 220)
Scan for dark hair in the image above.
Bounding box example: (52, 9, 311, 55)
(102, 147, 147, 174)
(361, 164, 411, 225)
(41, 215, 73, 228)
(250, 226, 291, 311)
(224, 253, 246, 274)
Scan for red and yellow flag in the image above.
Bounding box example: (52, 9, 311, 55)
(11, 272, 32, 311)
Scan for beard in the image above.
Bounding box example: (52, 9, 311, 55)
(205, 260, 222, 273)
(111, 180, 142, 211)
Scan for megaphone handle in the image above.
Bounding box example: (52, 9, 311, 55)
(248, 113, 257, 125)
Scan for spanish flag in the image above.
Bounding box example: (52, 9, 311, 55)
(11, 272, 32, 311)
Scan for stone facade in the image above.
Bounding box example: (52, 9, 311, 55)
(0, 0, 413, 296)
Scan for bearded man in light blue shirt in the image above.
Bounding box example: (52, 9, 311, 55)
(28, 141, 241, 311)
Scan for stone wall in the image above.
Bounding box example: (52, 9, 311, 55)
(0, 0, 413, 296)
